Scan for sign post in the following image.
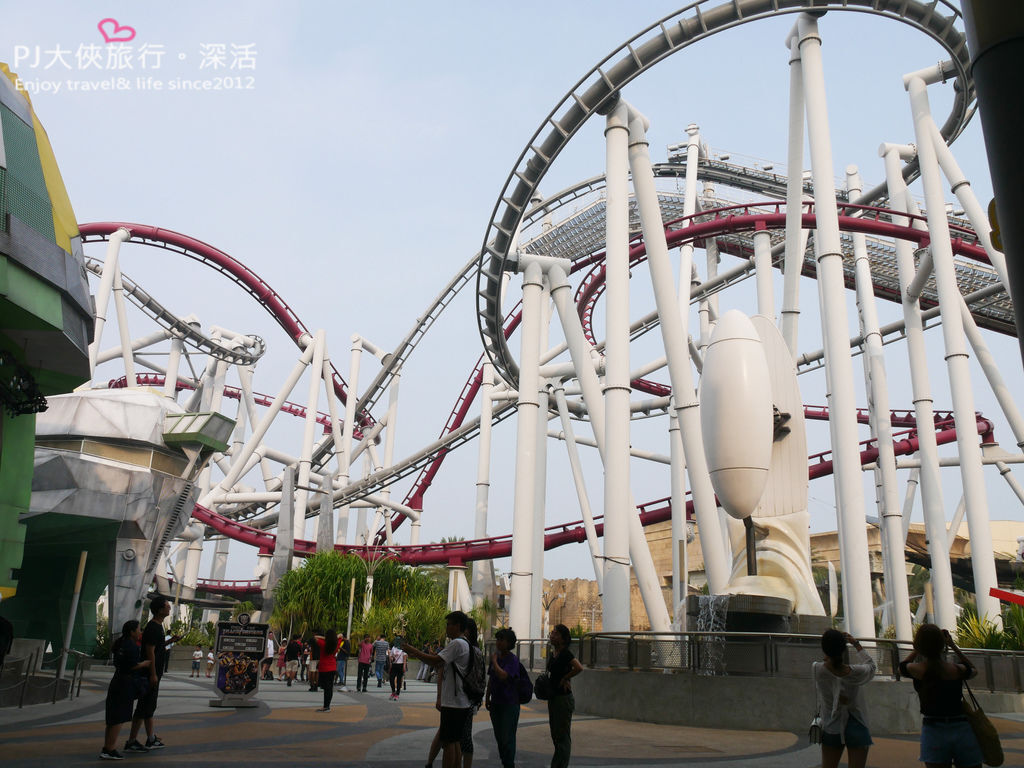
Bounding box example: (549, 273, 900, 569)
(209, 613, 268, 708)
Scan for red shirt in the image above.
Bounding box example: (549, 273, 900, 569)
(315, 637, 337, 672)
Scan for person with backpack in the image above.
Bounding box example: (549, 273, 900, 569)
(402, 610, 475, 768)
(486, 627, 526, 768)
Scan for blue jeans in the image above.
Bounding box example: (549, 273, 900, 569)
(374, 659, 385, 683)
(920, 718, 983, 765)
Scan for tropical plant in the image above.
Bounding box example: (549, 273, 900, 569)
(956, 604, 1004, 649)
(270, 551, 445, 643)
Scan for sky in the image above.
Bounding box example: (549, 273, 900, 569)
(5, 2, 1023, 590)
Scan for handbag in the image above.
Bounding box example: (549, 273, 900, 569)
(962, 679, 1003, 766)
(533, 671, 552, 701)
(515, 659, 533, 705)
(809, 713, 823, 744)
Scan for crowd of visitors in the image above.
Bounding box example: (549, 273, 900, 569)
(98, 600, 579, 766)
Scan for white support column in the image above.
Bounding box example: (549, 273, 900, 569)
(881, 144, 957, 629)
(88, 227, 130, 375)
(795, 14, 874, 637)
(472, 364, 494, 608)
(111, 267, 136, 388)
(163, 335, 185, 399)
(929, 120, 1012, 294)
(622, 102, 729, 596)
(602, 102, 634, 631)
(335, 336, 363, 545)
(508, 259, 543, 639)
(753, 227, 775, 319)
(669, 412, 687, 625)
(906, 72, 1000, 625)
(293, 330, 328, 542)
(377, 372, 402, 544)
(548, 263, 671, 629)
(552, 385, 604, 590)
(847, 166, 913, 641)
(200, 341, 316, 507)
(531, 383, 550, 638)
(782, 36, 805, 355)
(960, 300, 1024, 448)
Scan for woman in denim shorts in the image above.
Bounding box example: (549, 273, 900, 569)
(899, 624, 982, 768)
(813, 629, 876, 768)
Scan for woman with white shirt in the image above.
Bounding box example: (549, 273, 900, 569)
(813, 629, 876, 768)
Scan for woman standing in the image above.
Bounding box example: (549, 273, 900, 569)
(813, 629, 876, 768)
(314, 630, 339, 712)
(899, 623, 983, 768)
(101, 620, 151, 760)
(486, 627, 522, 768)
(388, 640, 407, 700)
(546, 624, 583, 768)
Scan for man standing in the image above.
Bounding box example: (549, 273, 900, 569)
(125, 596, 176, 753)
(403, 611, 471, 768)
(372, 633, 389, 688)
(336, 632, 351, 691)
(284, 634, 302, 687)
(356, 634, 372, 692)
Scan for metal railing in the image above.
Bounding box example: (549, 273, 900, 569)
(516, 632, 1024, 695)
(0, 647, 88, 707)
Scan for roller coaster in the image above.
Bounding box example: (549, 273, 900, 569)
(39, 0, 1024, 644)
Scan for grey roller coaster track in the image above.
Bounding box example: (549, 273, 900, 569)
(476, 0, 974, 390)
(83, 257, 266, 366)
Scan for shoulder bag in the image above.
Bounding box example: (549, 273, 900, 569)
(962, 679, 1003, 767)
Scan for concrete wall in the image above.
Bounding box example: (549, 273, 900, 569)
(571, 668, 1024, 735)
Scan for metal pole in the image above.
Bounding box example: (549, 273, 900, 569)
(509, 258, 543, 638)
(293, 330, 328, 542)
(472, 364, 494, 608)
(200, 342, 316, 506)
(669, 412, 687, 626)
(88, 227, 130, 374)
(602, 102, 633, 631)
(906, 71, 1001, 625)
(794, 14, 874, 637)
(346, 577, 356, 638)
(782, 36, 805, 355)
(881, 144, 957, 629)
(753, 228, 775, 319)
(58, 551, 88, 680)
(552, 385, 604, 590)
(335, 336, 363, 544)
(547, 263, 671, 630)
(622, 101, 729, 596)
(847, 166, 913, 641)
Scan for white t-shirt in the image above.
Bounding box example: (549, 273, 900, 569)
(207, 652, 215, 664)
(266, 636, 275, 658)
(390, 646, 407, 666)
(438, 637, 470, 709)
(192, 649, 203, 661)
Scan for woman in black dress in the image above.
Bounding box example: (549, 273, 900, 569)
(546, 623, 583, 768)
(101, 620, 151, 760)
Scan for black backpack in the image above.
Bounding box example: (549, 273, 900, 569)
(452, 642, 485, 706)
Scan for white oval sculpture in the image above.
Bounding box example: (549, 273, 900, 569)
(699, 310, 773, 519)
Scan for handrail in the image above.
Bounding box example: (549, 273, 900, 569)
(513, 631, 1024, 694)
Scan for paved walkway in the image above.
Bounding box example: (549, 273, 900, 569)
(2, 669, 1023, 767)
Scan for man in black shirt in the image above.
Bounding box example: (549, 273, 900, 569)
(125, 596, 177, 753)
(285, 634, 302, 687)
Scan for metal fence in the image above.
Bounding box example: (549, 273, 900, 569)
(515, 632, 1024, 694)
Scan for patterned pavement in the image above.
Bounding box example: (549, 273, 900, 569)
(2, 670, 1023, 767)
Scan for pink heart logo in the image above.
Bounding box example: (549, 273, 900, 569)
(97, 18, 136, 44)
